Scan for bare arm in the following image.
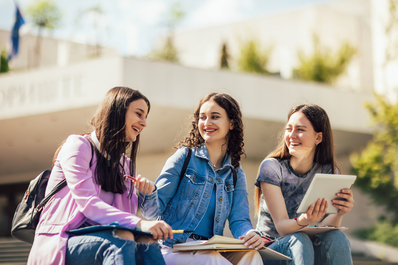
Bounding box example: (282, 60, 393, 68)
(261, 182, 328, 236)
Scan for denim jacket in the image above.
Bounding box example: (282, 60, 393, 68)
(140, 144, 253, 247)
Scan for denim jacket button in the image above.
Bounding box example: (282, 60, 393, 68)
(216, 217, 220, 222)
(218, 197, 223, 202)
(217, 177, 221, 182)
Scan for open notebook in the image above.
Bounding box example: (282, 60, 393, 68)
(172, 235, 291, 260)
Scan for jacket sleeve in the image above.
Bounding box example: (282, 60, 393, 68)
(139, 147, 188, 219)
(228, 166, 254, 238)
(58, 135, 141, 229)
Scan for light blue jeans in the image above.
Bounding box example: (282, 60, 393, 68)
(65, 229, 166, 265)
(264, 230, 352, 265)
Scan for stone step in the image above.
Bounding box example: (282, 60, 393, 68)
(0, 238, 30, 264)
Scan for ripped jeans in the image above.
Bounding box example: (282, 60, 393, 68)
(65, 229, 165, 265)
(264, 230, 352, 265)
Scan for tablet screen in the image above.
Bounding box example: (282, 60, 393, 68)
(296, 174, 356, 214)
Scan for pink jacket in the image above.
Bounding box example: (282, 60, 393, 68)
(27, 133, 141, 264)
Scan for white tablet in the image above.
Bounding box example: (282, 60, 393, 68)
(296, 174, 356, 214)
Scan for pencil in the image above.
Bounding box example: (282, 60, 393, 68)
(172, 230, 194, 233)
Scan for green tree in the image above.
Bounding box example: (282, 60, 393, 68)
(26, 0, 61, 67)
(385, 0, 398, 64)
(220, 43, 230, 69)
(293, 35, 356, 84)
(352, 217, 398, 247)
(237, 39, 272, 75)
(149, 37, 179, 62)
(74, 5, 107, 58)
(0, 50, 9, 73)
(351, 95, 398, 222)
(148, 2, 184, 62)
(350, 95, 398, 247)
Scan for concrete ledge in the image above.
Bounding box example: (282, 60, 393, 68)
(349, 236, 398, 263)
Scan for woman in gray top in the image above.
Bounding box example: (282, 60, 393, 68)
(254, 104, 354, 265)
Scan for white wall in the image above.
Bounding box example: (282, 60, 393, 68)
(167, 0, 398, 99)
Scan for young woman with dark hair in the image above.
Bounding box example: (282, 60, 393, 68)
(28, 86, 172, 265)
(254, 104, 354, 265)
(140, 93, 264, 265)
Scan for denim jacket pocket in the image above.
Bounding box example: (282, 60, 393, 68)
(223, 179, 235, 212)
(181, 170, 206, 200)
(224, 180, 235, 193)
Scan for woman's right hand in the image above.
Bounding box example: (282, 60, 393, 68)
(300, 198, 328, 225)
(136, 220, 173, 241)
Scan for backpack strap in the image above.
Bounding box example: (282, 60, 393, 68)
(232, 169, 237, 188)
(178, 148, 192, 187)
(36, 139, 94, 212)
(177, 148, 236, 187)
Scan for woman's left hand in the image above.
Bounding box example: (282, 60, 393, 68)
(135, 174, 155, 194)
(239, 231, 265, 250)
(332, 189, 354, 216)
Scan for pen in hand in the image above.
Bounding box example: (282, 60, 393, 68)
(172, 230, 194, 233)
(124, 175, 136, 182)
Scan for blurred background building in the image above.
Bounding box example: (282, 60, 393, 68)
(1, 0, 398, 263)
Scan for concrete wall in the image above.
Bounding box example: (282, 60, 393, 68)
(166, 0, 398, 100)
(0, 29, 118, 70)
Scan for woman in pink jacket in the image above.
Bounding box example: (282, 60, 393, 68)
(28, 87, 173, 265)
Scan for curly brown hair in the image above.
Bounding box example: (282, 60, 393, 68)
(176, 93, 245, 170)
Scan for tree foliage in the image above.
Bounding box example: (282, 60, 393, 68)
(26, 0, 61, 67)
(27, 0, 61, 31)
(166, 2, 184, 30)
(293, 35, 357, 84)
(385, 0, 398, 63)
(148, 2, 184, 62)
(237, 39, 272, 75)
(353, 217, 398, 247)
(148, 37, 179, 62)
(350, 95, 398, 223)
(74, 5, 107, 58)
(220, 43, 230, 69)
(0, 50, 9, 73)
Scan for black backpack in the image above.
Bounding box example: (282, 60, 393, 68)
(11, 141, 94, 244)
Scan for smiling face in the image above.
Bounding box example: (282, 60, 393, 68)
(198, 100, 233, 147)
(285, 111, 322, 161)
(125, 99, 148, 142)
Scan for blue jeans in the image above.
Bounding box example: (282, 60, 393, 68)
(65, 229, 165, 265)
(264, 231, 352, 265)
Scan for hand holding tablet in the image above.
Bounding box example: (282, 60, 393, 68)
(297, 174, 356, 214)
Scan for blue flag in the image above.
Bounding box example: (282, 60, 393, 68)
(8, 5, 25, 61)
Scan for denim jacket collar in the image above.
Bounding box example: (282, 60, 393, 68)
(194, 143, 234, 171)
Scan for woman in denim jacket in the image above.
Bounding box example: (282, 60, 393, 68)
(140, 93, 264, 265)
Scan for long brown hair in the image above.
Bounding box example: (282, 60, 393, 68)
(53, 87, 150, 194)
(176, 93, 245, 170)
(254, 104, 339, 213)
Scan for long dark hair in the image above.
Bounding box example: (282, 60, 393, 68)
(176, 93, 245, 170)
(91, 87, 150, 194)
(53, 87, 150, 195)
(254, 104, 339, 213)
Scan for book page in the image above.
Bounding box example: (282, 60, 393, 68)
(172, 235, 292, 260)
